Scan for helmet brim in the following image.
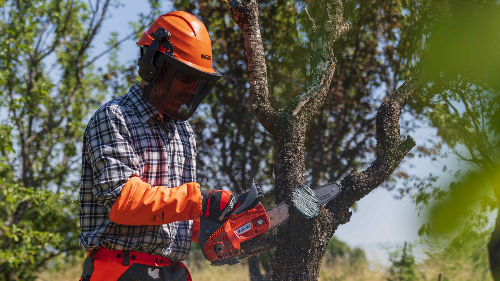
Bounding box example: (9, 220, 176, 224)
(164, 52, 222, 81)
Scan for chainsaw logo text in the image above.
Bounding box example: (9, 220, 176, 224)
(201, 54, 211, 61)
(236, 222, 252, 236)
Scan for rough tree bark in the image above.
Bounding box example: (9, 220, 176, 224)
(226, 0, 422, 279)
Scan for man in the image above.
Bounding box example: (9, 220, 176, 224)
(78, 11, 240, 281)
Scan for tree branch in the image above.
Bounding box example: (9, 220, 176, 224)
(326, 66, 424, 226)
(36, 1, 74, 64)
(76, 0, 111, 63)
(288, 1, 351, 126)
(83, 28, 144, 69)
(226, 0, 277, 133)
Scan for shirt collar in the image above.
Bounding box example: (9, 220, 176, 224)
(129, 83, 158, 123)
(129, 83, 176, 124)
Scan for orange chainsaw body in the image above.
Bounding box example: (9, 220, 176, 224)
(202, 203, 270, 262)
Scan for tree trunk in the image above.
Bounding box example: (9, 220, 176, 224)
(225, 0, 419, 280)
(248, 255, 264, 281)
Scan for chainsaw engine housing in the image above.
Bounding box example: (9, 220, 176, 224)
(198, 180, 269, 265)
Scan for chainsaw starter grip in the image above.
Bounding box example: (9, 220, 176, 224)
(290, 185, 319, 219)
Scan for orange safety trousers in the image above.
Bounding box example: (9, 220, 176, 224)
(80, 247, 192, 281)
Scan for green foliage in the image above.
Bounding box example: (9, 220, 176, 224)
(0, 0, 142, 279)
(392, 1, 500, 278)
(326, 235, 352, 259)
(423, 168, 499, 237)
(420, 229, 493, 281)
(0, 0, 172, 278)
(386, 242, 417, 281)
(424, 0, 500, 90)
(325, 236, 368, 272)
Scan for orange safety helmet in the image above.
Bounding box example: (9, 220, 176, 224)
(136, 11, 221, 120)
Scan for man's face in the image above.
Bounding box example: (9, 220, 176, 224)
(149, 65, 197, 113)
(162, 75, 197, 112)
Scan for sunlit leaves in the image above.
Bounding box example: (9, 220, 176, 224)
(425, 166, 500, 236)
(424, 0, 500, 90)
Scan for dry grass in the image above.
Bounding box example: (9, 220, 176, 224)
(36, 252, 386, 281)
(36, 250, 488, 281)
(318, 253, 386, 281)
(189, 261, 251, 281)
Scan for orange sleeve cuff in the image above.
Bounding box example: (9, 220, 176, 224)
(192, 217, 200, 243)
(109, 176, 203, 225)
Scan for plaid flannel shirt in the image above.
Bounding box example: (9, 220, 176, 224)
(78, 83, 197, 261)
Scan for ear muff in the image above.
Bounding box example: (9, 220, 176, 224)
(137, 28, 173, 83)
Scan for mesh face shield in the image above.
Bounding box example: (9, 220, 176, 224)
(137, 28, 221, 121)
(181, 79, 216, 118)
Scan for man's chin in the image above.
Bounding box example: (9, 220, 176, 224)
(154, 103, 180, 114)
(166, 106, 181, 112)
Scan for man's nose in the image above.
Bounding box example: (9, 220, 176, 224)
(186, 82, 196, 94)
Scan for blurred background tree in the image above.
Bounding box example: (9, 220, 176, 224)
(385, 242, 417, 281)
(390, 0, 500, 280)
(0, 0, 162, 280)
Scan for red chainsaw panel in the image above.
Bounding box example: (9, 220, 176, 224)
(203, 203, 270, 262)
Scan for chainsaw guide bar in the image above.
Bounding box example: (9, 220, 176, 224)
(267, 183, 341, 229)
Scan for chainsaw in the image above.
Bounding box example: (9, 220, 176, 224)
(198, 179, 342, 266)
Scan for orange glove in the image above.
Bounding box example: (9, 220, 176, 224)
(109, 176, 202, 225)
